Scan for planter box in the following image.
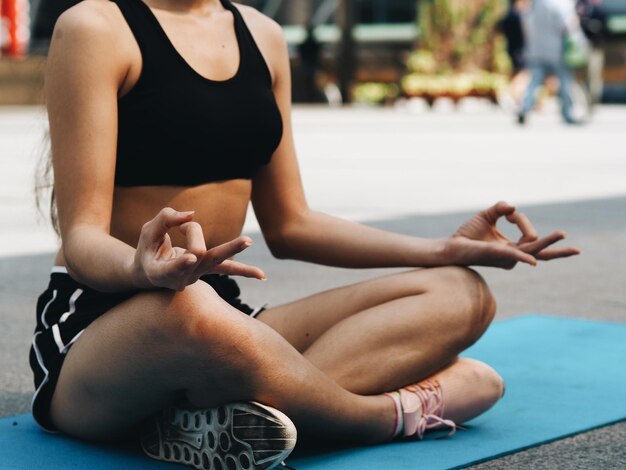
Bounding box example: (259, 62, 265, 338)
(0, 57, 45, 105)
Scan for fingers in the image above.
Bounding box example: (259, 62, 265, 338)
(144, 246, 197, 291)
(461, 237, 537, 267)
(535, 246, 581, 261)
(143, 207, 194, 245)
(153, 235, 260, 286)
(180, 221, 207, 254)
(212, 260, 266, 280)
(482, 201, 516, 223)
(521, 231, 566, 254)
(195, 236, 255, 274)
(139, 210, 263, 289)
(519, 231, 581, 261)
(496, 244, 537, 267)
(506, 211, 538, 244)
(172, 246, 195, 262)
(206, 236, 253, 263)
(155, 233, 174, 259)
(169, 250, 198, 274)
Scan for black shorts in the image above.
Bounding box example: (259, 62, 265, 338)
(29, 267, 264, 432)
(508, 49, 526, 74)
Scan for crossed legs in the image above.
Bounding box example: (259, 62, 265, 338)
(50, 281, 395, 443)
(260, 266, 504, 424)
(49, 267, 502, 444)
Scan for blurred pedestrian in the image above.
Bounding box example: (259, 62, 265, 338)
(577, 0, 607, 103)
(500, 0, 527, 75)
(498, 0, 531, 106)
(518, 0, 581, 125)
(298, 23, 324, 102)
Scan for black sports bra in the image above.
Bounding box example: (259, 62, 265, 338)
(110, 0, 283, 186)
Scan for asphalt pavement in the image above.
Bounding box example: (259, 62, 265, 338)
(1, 104, 625, 469)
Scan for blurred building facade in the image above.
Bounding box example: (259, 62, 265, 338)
(0, 0, 625, 104)
(597, 0, 626, 102)
(238, 0, 419, 102)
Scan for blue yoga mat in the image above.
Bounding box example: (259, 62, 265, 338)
(2, 315, 625, 470)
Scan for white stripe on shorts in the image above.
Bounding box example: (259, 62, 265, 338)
(40, 289, 58, 330)
(59, 289, 83, 323)
(250, 303, 268, 319)
(52, 324, 85, 355)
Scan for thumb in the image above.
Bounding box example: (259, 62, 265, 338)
(144, 207, 194, 244)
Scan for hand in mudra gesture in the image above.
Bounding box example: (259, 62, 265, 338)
(446, 201, 580, 269)
(134, 208, 265, 291)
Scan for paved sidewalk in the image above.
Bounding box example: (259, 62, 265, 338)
(1, 105, 625, 468)
(2, 104, 626, 256)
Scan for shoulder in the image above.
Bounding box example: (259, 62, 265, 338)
(55, 0, 118, 32)
(232, 3, 286, 49)
(231, 2, 288, 84)
(53, 0, 124, 45)
(49, 0, 134, 86)
(46, 0, 135, 98)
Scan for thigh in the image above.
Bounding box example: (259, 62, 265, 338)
(257, 267, 477, 353)
(50, 282, 258, 441)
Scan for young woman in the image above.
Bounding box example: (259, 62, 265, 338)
(31, 0, 579, 469)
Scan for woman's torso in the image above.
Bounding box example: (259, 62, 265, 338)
(55, 0, 280, 266)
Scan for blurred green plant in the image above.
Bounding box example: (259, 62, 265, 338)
(402, 0, 511, 99)
(353, 83, 400, 105)
(401, 72, 508, 98)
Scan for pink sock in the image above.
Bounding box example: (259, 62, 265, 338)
(384, 392, 404, 440)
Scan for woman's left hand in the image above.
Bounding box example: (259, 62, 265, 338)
(444, 201, 580, 269)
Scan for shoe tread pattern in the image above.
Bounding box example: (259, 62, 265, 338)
(141, 402, 296, 470)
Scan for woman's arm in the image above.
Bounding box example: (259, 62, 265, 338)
(252, 23, 578, 270)
(48, 3, 146, 291)
(251, 23, 449, 268)
(49, 4, 263, 292)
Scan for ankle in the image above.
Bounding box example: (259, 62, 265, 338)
(361, 394, 399, 444)
(383, 392, 403, 440)
(388, 379, 459, 440)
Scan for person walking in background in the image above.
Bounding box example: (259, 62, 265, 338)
(499, 0, 530, 106)
(298, 23, 324, 103)
(517, 0, 581, 125)
(577, 0, 607, 103)
(500, 0, 528, 76)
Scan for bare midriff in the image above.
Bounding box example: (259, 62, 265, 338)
(54, 179, 252, 266)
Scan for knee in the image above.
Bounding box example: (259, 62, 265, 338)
(153, 282, 263, 375)
(433, 267, 496, 346)
(443, 358, 504, 424)
(462, 358, 505, 405)
(459, 267, 496, 328)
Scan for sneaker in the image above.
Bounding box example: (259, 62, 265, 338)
(385, 380, 459, 440)
(517, 112, 526, 125)
(141, 401, 297, 470)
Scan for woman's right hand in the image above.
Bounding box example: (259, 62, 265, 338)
(133, 207, 266, 291)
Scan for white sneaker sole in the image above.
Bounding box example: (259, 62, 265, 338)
(141, 401, 297, 470)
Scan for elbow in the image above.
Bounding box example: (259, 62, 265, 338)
(61, 229, 85, 280)
(264, 228, 293, 260)
(263, 215, 306, 260)
(61, 224, 103, 283)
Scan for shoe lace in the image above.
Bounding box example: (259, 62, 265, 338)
(403, 380, 459, 439)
